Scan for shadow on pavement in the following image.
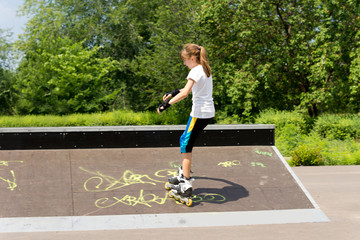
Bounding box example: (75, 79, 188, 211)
(191, 176, 249, 206)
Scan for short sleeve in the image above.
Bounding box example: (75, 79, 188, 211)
(187, 66, 203, 83)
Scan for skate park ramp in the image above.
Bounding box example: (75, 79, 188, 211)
(0, 125, 329, 232)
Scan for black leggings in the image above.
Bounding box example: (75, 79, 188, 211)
(180, 116, 212, 153)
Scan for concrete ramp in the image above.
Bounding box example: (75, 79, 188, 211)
(0, 146, 328, 232)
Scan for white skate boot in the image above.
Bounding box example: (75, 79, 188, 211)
(164, 167, 183, 190)
(168, 176, 194, 207)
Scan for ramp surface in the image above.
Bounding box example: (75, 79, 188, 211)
(0, 146, 328, 232)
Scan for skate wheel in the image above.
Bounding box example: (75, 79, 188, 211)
(165, 182, 171, 190)
(168, 191, 174, 198)
(180, 200, 185, 204)
(186, 199, 192, 207)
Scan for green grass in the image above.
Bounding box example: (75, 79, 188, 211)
(0, 110, 179, 127)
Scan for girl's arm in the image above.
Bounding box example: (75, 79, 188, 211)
(168, 79, 194, 105)
(158, 79, 194, 114)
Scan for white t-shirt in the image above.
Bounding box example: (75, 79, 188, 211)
(187, 65, 215, 119)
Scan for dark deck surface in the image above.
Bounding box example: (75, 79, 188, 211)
(0, 146, 313, 218)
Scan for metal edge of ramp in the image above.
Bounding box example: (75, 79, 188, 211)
(272, 146, 321, 209)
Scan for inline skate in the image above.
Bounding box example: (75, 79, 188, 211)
(168, 176, 194, 207)
(164, 167, 183, 190)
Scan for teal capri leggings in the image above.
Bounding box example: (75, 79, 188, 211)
(180, 116, 212, 153)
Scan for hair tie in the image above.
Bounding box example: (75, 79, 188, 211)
(198, 46, 201, 51)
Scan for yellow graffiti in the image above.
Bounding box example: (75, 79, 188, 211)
(169, 161, 182, 168)
(254, 150, 272, 157)
(192, 193, 226, 203)
(0, 160, 23, 191)
(251, 162, 266, 167)
(80, 167, 165, 192)
(154, 169, 178, 178)
(0, 160, 23, 166)
(95, 189, 168, 208)
(217, 160, 241, 168)
(80, 166, 228, 209)
(0, 170, 18, 191)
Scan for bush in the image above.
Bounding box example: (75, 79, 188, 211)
(320, 139, 360, 165)
(288, 133, 360, 166)
(290, 144, 324, 166)
(214, 111, 242, 124)
(254, 109, 308, 133)
(254, 109, 308, 156)
(313, 114, 360, 141)
(275, 123, 304, 156)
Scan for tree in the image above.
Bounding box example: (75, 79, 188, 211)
(16, 0, 171, 113)
(133, 0, 202, 114)
(0, 29, 16, 114)
(13, 0, 360, 117)
(306, 0, 360, 114)
(198, 0, 360, 117)
(0, 29, 13, 69)
(15, 38, 120, 114)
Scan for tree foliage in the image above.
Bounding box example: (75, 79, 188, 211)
(198, 0, 360, 118)
(0, 29, 16, 114)
(133, 0, 202, 114)
(0, 0, 358, 118)
(16, 38, 120, 114)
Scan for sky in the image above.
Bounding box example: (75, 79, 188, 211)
(0, 0, 28, 40)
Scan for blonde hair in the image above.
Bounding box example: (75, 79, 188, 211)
(180, 43, 212, 77)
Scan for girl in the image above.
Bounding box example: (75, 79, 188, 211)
(157, 43, 215, 200)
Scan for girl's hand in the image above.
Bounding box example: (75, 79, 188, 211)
(163, 89, 179, 102)
(157, 100, 171, 114)
(163, 93, 171, 102)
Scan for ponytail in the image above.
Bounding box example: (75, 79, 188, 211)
(181, 44, 212, 77)
(199, 46, 212, 77)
